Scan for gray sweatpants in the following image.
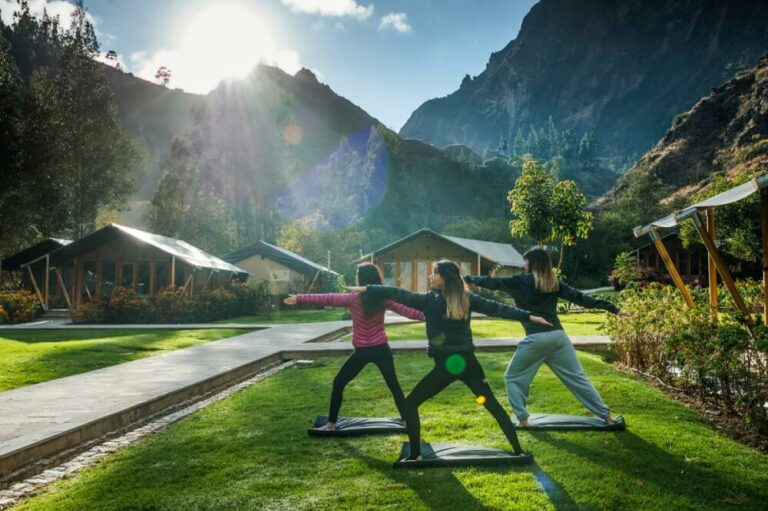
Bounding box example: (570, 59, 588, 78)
(504, 330, 610, 421)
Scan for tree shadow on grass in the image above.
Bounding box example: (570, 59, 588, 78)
(530, 430, 768, 510)
(340, 441, 579, 510)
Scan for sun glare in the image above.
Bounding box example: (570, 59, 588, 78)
(181, 4, 275, 92)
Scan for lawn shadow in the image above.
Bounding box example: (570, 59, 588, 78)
(340, 441, 579, 510)
(530, 430, 767, 509)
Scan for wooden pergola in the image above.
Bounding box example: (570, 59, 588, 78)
(633, 173, 768, 328)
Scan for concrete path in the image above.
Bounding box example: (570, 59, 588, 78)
(0, 316, 610, 485)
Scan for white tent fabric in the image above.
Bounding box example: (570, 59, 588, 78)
(634, 173, 767, 237)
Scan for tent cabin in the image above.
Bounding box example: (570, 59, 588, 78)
(48, 224, 249, 309)
(358, 228, 526, 292)
(0, 238, 72, 309)
(629, 231, 758, 285)
(223, 240, 338, 295)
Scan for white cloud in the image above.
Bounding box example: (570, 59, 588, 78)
(280, 0, 373, 20)
(0, 0, 95, 30)
(379, 12, 411, 33)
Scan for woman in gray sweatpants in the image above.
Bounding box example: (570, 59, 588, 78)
(464, 247, 620, 425)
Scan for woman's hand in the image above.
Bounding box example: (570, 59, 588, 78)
(345, 286, 366, 293)
(529, 315, 553, 327)
(283, 295, 297, 305)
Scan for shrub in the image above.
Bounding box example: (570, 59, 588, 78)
(150, 287, 196, 323)
(0, 289, 41, 324)
(604, 282, 768, 435)
(72, 304, 101, 324)
(0, 304, 8, 324)
(103, 287, 148, 323)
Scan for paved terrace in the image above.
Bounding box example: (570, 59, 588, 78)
(0, 316, 610, 486)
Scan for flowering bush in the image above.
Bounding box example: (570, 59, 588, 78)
(0, 304, 8, 324)
(0, 289, 41, 324)
(72, 304, 101, 324)
(103, 287, 148, 323)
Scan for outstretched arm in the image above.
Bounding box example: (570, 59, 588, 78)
(558, 283, 620, 314)
(464, 274, 520, 291)
(290, 293, 357, 308)
(469, 293, 552, 326)
(385, 300, 425, 321)
(348, 285, 429, 312)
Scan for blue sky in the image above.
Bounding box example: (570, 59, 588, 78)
(1, 0, 537, 130)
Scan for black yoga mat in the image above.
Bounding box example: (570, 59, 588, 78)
(511, 413, 626, 431)
(393, 442, 533, 468)
(308, 415, 406, 437)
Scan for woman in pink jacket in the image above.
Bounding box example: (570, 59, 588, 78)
(284, 263, 424, 431)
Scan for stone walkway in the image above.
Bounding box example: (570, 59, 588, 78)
(0, 316, 610, 487)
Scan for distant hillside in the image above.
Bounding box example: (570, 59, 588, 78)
(401, 0, 768, 172)
(598, 54, 768, 211)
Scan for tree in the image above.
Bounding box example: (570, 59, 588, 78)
(146, 137, 194, 237)
(49, 1, 137, 237)
(507, 159, 593, 268)
(155, 65, 171, 86)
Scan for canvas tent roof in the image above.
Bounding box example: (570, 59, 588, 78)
(1, 238, 72, 271)
(223, 240, 339, 277)
(634, 173, 768, 237)
(49, 224, 249, 275)
(358, 228, 526, 268)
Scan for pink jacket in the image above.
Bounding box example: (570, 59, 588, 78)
(296, 293, 424, 348)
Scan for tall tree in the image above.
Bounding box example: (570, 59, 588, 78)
(51, 1, 137, 238)
(507, 159, 593, 269)
(145, 137, 194, 237)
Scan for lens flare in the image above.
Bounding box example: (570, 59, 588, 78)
(476, 395, 487, 405)
(431, 333, 445, 346)
(445, 354, 466, 376)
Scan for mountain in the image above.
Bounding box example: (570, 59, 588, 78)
(400, 0, 768, 169)
(598, 54, 768, 210)
(107, 64, 520, 243)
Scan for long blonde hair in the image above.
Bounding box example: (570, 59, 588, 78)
(435, 260, 470, 320)
(524, 247, 559, 293)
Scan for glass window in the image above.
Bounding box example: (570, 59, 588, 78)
(174, 264, 186, 288)
(155, 263, 169, 294)
(137, 263, 150, 296)
(461, 261, 473, 277)
(417, 261, 429, 292)
(121, 263, 134, 288)
(101, 263, 116, 298)
(398, 262, 412, 290)
(82, 262, 97, 303)
(383, 262, 396, 286)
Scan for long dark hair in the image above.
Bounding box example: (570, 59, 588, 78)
(435, 260, 469, 320)
(358, 263, 386, 316)
(523, 247, 559, 293)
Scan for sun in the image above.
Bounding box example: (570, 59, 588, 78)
(181, 4, 275, 92)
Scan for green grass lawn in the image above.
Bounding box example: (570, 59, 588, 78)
(385, 312, 608, 340)
(14, 351, 768, 510)
(218, 308, 346, 324)
(0, 329, 250, 392)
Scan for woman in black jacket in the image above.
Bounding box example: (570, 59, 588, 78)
(349, 259, 551, 460)
(465, 247, 620, 427)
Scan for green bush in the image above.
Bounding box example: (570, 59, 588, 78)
(604, 282, 768, 435)
(103, 287, 149, 323)
(0, 304, 8, 324)
(0, 289, 41, 324)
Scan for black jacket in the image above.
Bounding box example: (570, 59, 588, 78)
(365, 285, 531, 357)
(464, 273, 619, 335)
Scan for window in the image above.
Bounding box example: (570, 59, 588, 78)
(398, 262, 412, 290)
(121, 264, 134, 288)
(155, 263, 169, 294)
(101, 263, 116, 298)
(82, 262, 97, 303)
(269, 270, 290, 282)
(383, 262, 396, 286)
(174, 264, 186, 288)
(137, 263, 150, 296)
(461, 261, 473, 277)
(417, 261, 428, 292)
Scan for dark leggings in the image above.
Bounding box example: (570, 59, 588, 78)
(328, 343, 406, 423)
(403, 352, 523, 458)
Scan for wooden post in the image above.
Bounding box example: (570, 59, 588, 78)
(761, 188, 768, 324)
(54, 267, 72, 309)
(25, 265, 45, 310)
(690, 211, 753, 328)
(307, 270, 320, 293)
(43, 255, 50, 311)
(202, 269, 215, 292)
(477, 254, 481, 275)
(649, 230, 695, 308)
(706, 208, 718, 322)
(171, 256, 176, 289)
